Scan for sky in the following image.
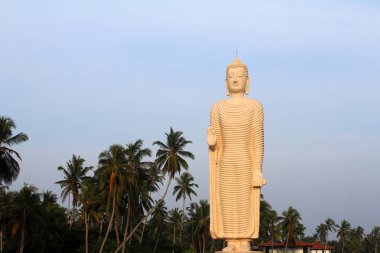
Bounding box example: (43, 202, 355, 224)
(1, 0, 379, 237)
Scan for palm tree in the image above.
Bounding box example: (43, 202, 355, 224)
(260, 195, 279, 244)
(0, 187, 12, 253)
(121, 139, 153, 253)
(337, 220, 351, 253)
(369, 226, 380, 253)
(114, 128, 194, 253)
(56, 154, 93, 227)
(148, 200, 168, 253)
(79, 178, 103, 253)
(173, 172, 198, 241)
(323, 218, 336, 252)
(188, 200, 210, 253)
(39, 191, 67, 253)
(168, 208, 183, 252)
(268, 210, 280, 252)
(97, 144, 127, 253)
(315, 224, 328, 245)
(0, 116, 28, 185)
(278, 206, 304, 253)
(350, 226, 365, 253)
(7, 185, 43, 253)
(139, 164, 163, 245)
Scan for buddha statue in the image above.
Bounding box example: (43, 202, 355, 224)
(207, 58, 265, 252)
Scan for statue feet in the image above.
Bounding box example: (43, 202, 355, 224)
(222, 245, 236, 251)
(223, 240, 251, 252)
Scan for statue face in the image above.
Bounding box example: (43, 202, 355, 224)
(226, 67, 249, 94)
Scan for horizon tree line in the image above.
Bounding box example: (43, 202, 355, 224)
(1, 116, 380, 253)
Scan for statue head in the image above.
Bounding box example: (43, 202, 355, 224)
(225, 58, 250, 96)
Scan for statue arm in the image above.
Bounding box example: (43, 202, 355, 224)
(208, 103, 222, 238)
(252, 102, 265, 188)
(208, 104, 220, 150)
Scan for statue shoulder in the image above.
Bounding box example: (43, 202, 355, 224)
(247, 98, 264, 109)
(210, 99, 226, 111)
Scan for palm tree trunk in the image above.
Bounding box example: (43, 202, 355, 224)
(99, 190, 117, 253)
(191, 223, 195, 253)
(202, 234, 206, 253)
(210, 238, 214, 253)
(153, 239, 159, 253)
(271, 231, 274, 253)
(68, 194, 72, 228)
(99, 219, 103, 240)
(139, 218, 147, 245)
(71, 204, 75, 227)
(0, 229, 3, 253)
(19, 226, 25, 253)
(85, 212, 89, 253)
(285, 225, 290, 253)
(139, 192, 152, 245)
(179, 196, 185, 241)
(121, 204, 132, 253)
(114, 177, 173, 253)
(114, 221, 120, 244)
(39, 229, 48, 253)
(172, 227, 176, 253)
(375, 241, 378, 253)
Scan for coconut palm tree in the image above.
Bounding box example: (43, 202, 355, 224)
(39, 191, 67, 253)
(97, 144, 127, 253)
(260, 195, 277, 244)
(121, 140, 153, 253)
(173, 172, 198, 241)
(139, 164, 163, 245)
(323, 218, 336, 251)
(56, 154, 93, 227)
(7, 185, 43, 253)
(79, 178, 103, 253)
(268, 210, 280, 252)
(278, 206, 304, 253)
(114, 128, 194, 253)
(337, 219, 351, 253)
(315, 224, 328, 245)
(0, 187, 12, 253)
(369, 226, 380, 253)
(189, 200, 210, 253)
(350, 226, 365, 253)
(0, 116, 28, 185)
(168, 208, 183, 251)
(148, 200, 168, 253)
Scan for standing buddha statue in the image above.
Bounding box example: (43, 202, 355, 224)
(207, 58, 265, 252)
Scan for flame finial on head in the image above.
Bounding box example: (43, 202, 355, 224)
(226, 58, 248, 76)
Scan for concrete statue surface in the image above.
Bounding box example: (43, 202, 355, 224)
(207, 58, 265, 252)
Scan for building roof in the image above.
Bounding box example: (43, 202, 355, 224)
(310, 242, 334, 250)
(260, 241, 334, 250)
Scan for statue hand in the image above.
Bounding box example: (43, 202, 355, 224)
(253, 171, 266, 188)
(207, 127, 217, 147)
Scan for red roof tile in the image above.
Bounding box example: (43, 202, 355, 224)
(260, 241, 334, 250)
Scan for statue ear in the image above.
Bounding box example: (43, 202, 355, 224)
(225, 80, 230, 96)
(245, 77, 250, 95)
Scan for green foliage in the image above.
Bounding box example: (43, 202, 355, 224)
(1, 122, 380, 253)
(153, 127, 195, 179)
(0, 116, 28, 185)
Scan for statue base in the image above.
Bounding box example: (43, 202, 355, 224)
(216, 251, 262, 253)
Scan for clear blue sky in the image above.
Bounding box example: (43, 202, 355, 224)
(1, 0, 379, 237)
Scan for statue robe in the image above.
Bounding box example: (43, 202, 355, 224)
(209, 98, 264, 239)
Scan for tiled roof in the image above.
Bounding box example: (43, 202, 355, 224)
(260, 241, 334, 250)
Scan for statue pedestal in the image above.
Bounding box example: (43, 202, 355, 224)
(216, 251, 263, 253)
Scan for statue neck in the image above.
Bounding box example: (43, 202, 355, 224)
(230, 92, 245, 98)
